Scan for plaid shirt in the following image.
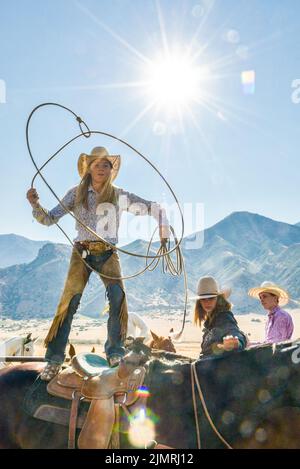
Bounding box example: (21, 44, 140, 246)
(32, 184, 170, 243)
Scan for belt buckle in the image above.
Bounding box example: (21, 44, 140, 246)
(97, 243, 108, 253)
(89, 244, 103, 255)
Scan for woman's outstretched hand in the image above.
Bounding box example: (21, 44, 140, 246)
(217, 335, 240, 351)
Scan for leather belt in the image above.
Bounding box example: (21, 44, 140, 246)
(74, 241, 113, 257)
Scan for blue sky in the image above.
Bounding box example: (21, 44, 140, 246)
(0, 0, 300, 244)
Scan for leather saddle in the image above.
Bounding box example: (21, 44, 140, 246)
(34, 353, 146, 449)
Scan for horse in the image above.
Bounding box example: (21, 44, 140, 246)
(1, 340, 300, 448)
(0, 333, 38, 368)
(148, 330, 176, 353)
(68, 331, 176, 359)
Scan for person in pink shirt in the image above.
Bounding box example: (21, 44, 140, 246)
(248, 281, 294, 343)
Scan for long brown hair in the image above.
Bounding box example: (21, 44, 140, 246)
(194, 295, 232, 327)
(75, 157, 117, 210)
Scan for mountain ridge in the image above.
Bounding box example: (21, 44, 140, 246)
(1, 211, 300, 318)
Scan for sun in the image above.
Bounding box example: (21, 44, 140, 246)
(75, 1, 257, 134)
(144, 53, 205, 114)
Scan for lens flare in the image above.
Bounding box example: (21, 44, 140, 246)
(128, 407, 156, 448)
(226, 29, 240, 44)
(136, 386, 151, 398)
(241, 70, 255, 95)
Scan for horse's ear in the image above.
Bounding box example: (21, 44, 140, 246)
(150, 330, 159, 341)
(25, 333, 32, 343)
(136, 337, 146, 344)
(68, 343, 76, 359)
(32, 336, 39, 343)
(91, 347, 95, 353)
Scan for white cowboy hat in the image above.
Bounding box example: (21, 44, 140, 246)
(248, 281, 289, 306)
(191, 276, 231, 300)
(77, 146, 121, 180)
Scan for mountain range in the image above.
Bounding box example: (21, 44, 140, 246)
(1, 211, 300, 319)
(0, 234, 49, 268)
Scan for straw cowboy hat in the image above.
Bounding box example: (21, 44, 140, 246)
(248, 281, 289, 306)
(192, 276, 231, 300)
(77, 146, 121, 180)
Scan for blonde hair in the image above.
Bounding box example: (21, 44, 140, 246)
(75, 157, 117, 209)
(194, 295, 232, 327)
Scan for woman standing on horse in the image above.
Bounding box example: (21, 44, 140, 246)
(193, 276, 247, 356)
(27, 146, 170, 379)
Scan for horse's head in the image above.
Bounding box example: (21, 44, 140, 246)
(23, 333, 39, 356)
(149, 331, 176, 353)
(125, 336, 152, 357)
(1, 334, 39, 357)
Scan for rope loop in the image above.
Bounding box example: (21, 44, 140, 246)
(26, 102, 188, 335)
(76, 115, 91, 138)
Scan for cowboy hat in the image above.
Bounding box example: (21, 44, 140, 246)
(248, 281, 289, 306)
(191, 276, 231, 300)
(77, 146, 121, 180)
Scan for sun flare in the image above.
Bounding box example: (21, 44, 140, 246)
(75, 1, 258, 134)
(145, 53, 205, 113)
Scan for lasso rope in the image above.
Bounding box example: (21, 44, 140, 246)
(26, 102, 189, 336)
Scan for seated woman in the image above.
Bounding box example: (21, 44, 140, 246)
(193, 276, 247, 357)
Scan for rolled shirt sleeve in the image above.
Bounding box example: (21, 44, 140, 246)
(32, 186, 77, 226)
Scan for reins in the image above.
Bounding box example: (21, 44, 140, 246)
(191, 361, 233, 449)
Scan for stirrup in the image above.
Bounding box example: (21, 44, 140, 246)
(40, 363, 61, 381)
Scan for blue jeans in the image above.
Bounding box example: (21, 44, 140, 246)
(45, 249, 127, 364)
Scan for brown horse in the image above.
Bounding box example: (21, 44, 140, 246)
(125, 331, 176, 354)
(148, 330, 176, 353)
(1, 341, 300, 448)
